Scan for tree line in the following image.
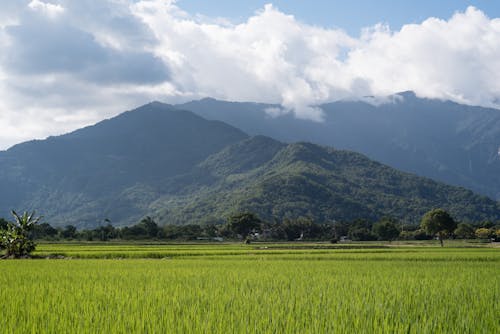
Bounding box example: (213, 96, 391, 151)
(2, 209, 499, 250)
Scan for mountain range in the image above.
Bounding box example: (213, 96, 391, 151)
(179, 91, 500, 200)
(0, 99, 499, 228)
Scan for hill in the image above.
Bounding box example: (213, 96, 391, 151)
(178, 92, 500, 200)
(149, 136, 500, 225)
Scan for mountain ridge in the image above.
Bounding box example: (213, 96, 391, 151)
(177, 92, 500, 200)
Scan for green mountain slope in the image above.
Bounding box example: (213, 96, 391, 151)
(149, 136, 500, 225)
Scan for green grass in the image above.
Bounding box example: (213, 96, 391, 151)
(0, 243, 498, 333)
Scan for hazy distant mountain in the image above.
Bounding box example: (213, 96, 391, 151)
(178, 92, 500, 200)
(0, 102, 498, 227)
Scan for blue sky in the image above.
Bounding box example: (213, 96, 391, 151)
(179, 0, 500, 35)
(0, 1, 499, 149)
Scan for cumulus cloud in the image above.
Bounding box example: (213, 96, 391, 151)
(347, 8, 500, 106)
(28, 0, 64, 18)
(0, 1, 499, 149)
(131, 2, 500, 111)
(131, 2, 356, 120)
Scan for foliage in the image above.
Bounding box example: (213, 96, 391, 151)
(163, 224, 203, 240)
(399, 228, 432, 240)
(0, 218, 7, 230)
(372, 218, 401, 241)
(421, 208, 457, 247)
(279, 217, 313, 240)
(61, 225, 77, 239)
(19, 209, 499, 243)
(227, 212, 262, 239)
(475, 228, 493, 239)
(478, 220, 494, 229)
(454, 223, 475, 239)
(347, 219, 376, 241)
(32, 223, 58, 239)
(135, 216, 160, 238)
(413, 228, 433, 240)
(0, 211, 42, 258)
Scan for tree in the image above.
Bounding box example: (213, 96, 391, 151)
(475, 227, 492, 240)
(454, 223, 475, 239)
(0, 211, 42, 258)
(420, 208, 456, 247)
(348, 219, 377, 241)
(494, 229, 500, 242)
(372, 218, 400, 241)
(138, 216, 159, 238)
(61, 225, 77, 239)
(32, 223, 58, 239)
(281, 217, 318, 241)
(96, 223, 118, 241)
(227, 212, 261, 240)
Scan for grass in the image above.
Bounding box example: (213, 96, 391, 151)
(0, 243, 498, 333)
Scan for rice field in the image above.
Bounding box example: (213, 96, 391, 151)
(0, 243, 498, 333)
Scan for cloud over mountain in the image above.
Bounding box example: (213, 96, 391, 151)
(0, 0, 499, 148)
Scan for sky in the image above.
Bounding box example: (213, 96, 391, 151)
(179, 0, 500, 35)
(0, 0, 499, 149)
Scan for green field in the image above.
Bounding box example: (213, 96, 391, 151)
(1, 243, 498, 333)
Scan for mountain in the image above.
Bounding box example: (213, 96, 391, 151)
(149, 136, 500, 225)
(177, 92, 500, 200)
(0, 102, 498, 228)
(0, 102, 247, 227)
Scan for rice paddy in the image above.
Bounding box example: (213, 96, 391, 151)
(0, 243, 498, 333)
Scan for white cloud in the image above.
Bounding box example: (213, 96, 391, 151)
(130, 2, 500, 112)
(28, 0, 65, 18)
(347, 7, 500, 107)
(131, 2, 356, 120)
(0, 2, 499, 149)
